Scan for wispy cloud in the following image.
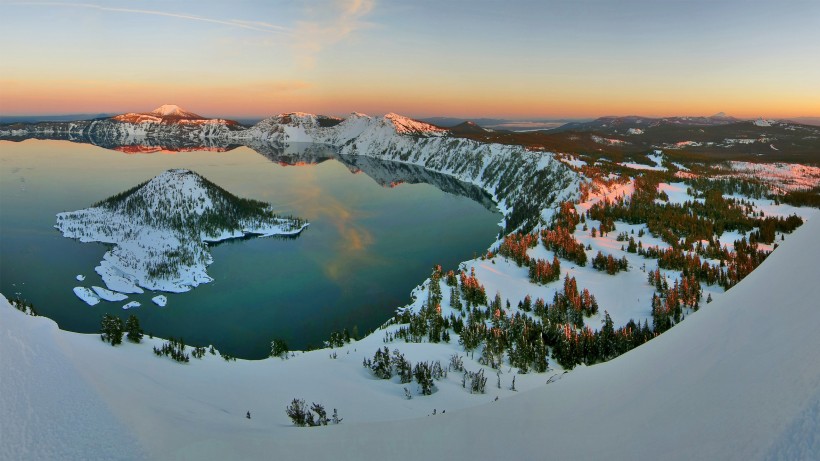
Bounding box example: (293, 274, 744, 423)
(11, 2, 291, 34)
(294, 0, 376, 68)
(8, 0, 377, 70)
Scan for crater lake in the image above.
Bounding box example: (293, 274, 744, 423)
(0, 139, 501, 358)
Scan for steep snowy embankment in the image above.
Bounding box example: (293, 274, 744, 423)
(2, 212, 818, 460)
(0, 306, 146, 460)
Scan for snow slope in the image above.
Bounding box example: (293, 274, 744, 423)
(2, 211, 818, 460)
(0, 306, 146, 461)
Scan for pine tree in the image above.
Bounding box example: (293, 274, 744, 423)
(100, 314, 124, 346)
(286, 398, 308, 426)
(125, 315, 143, 343)
(599, 311, 615, 361)
(270, 339, 289, 358)
(311, 402, 329, 426)
(413, 362, 434, 395)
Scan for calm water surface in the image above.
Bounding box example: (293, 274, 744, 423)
(0, 140, 500, 358)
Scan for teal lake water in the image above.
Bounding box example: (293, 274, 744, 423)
(0, 140, 500, 358)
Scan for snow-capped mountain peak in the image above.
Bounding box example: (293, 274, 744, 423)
(111, 105, 238, 127)
(382, 112, 447, 136)
(150, 104, 197, 118)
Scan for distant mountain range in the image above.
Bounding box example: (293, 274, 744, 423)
(3, 109, 819, 129)
(419, 117, 581, 131)
(2, 105, 819, 165)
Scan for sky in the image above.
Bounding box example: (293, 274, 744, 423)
(0, 0, 819, 119)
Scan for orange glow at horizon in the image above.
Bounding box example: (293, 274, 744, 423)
(3, 76, 817, 120)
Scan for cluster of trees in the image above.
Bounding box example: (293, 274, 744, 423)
(648, 269, 702, 333)
(100, 314, 142, 345)
(615, 231, 640, 253)
(526, 275, 599, 327)
(590, 216, 616, 237)
(462, 368, 488, 394)
(591, 251, 629, 274)
(684, 176, 769, 200)
(285, 399, 342, 427)
(639, 235, 770, 290)
(9, 297, 38, 316)
(778, 187, 820, 208)
(495, 233, 562, 285)
(540, 226, 587, 266)
(529, 256, 561, 284)
(640, 245, 724, 285)
(191, 346, 207, 359)
(326, 328, 356, 348)
(496, 232, 538, 266)
(153, 337, 189, 363)
(551, 314, 655, 368)
(459, 267, 488, 308)
(588, 175, 801, 250)
(554, 201, 582, 229)
(390, 268, 453, 343)
(724, 238, 771, 288)
(751, 215, 803, 244)
(362, 347, 446, 396)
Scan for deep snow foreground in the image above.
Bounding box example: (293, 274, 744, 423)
(0, 306, 146, 460)
(2, 216, 819, 460)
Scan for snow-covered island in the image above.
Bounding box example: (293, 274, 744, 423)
(56, 169, 308, 293)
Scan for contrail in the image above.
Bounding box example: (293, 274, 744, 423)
(8, 1, 292, 34)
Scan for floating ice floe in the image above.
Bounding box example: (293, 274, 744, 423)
(122, 301, 141, 310)
(151, 295, 167, 307)
(73, 287, 100, 306)
(91, 286, 128, 302)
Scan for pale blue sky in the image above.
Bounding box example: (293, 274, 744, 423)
(1, 0, 818, 118)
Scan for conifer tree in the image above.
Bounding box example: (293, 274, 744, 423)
(311, 402, 329, 426)
(100, 314, 124, 346)
(286, 398, 308, 427)
(270, 339, 289, 358)
(125, 315, 143, 343)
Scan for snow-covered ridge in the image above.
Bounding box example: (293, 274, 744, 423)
(56, 169, 308, 294)
(383, 112, 447, 135)
(237, 112, 579, 230)
(112, 104, 238, 126)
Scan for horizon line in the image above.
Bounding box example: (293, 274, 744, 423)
(2, 111, 819, 122)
